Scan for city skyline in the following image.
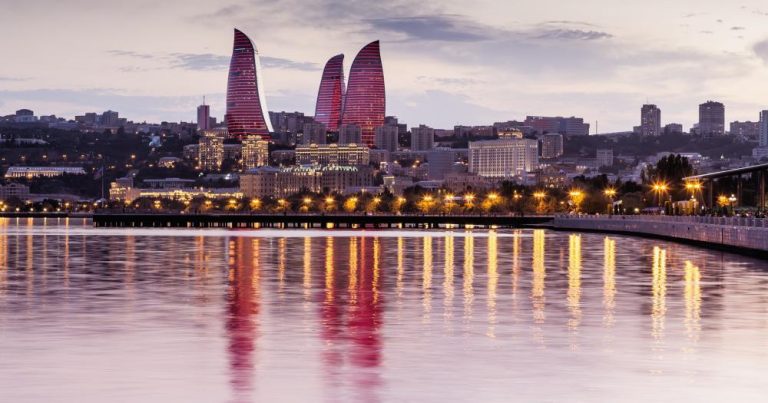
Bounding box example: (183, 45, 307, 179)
(2, 0, 768, 132)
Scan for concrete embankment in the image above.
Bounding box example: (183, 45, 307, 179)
(553, 215, 768, 257)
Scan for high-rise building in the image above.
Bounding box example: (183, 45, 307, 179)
(541, 133, 564, 159)
(410, 124, 435, 151)
(199, 131, 224, 171)
(596, 149, 614, 167)
(374, 125, 399, 152)
(341, 41, 385, 147)
(302, 122, 327, 145)
(698, 101, 725, 137)
(468, 138, 539, 178)
(197, 103, 211, 131)
(314, 54, 345, 132)
(338, 124, 362, 145)
(295, 143, 370, 166)
(241, 135, 269, 169)
(225, 29, 273, 139)
(269, 111, 312, 134)
(524, 116, 589, 136)
(760, 110, 768, 147)
(100, 110, 119, 127)
(640, 104, 661, 136)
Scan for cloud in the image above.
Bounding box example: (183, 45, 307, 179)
(107, 50, 317, 72)
(754, 39, 768, 63)
(731, 26, 745, 30)
(532, 28, 612, 41)
(261, 56, 319, 71)
(367, 15, 495, 42)
(169, 53, 230, 71)
(0, 76, 28, 82)
(416, 76, 482, 86)
(541, 20, 597, 27)
(107, 50, 155, 59)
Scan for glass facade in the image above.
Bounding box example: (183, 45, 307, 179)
(314, 54, 345, 132)
(226, 29, 273, 140)
(341, 41, 385, 148)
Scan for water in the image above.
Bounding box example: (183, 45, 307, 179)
(0, 218, 767, 402)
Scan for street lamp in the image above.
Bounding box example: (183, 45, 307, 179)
(651, 182, 669, 212)
(728, 194, 737, 215)
(604, 188, 617, 215)
(685, 181, 702, 215)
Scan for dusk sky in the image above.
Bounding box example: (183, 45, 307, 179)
(2, 0, 768, 132)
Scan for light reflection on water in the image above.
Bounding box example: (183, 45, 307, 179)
(0, 218, 767, 402)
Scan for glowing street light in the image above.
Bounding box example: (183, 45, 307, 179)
(651, 182, 669, 210)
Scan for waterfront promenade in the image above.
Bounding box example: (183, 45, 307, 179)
(554, 215, 768, 256)
(92, 212, 553, 229)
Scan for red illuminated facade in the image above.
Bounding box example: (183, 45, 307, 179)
(226, 29, 273, 139)
(341, 41, 385, 147)
(314, 54, 345, 132)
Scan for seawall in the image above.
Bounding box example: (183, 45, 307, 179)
(553, 215, 768, 257)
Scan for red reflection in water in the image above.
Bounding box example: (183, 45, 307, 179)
(226, 238, 260, 401)
(320, 237, 383, 401)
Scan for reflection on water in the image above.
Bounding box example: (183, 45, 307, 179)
(0, 218, 768, 402)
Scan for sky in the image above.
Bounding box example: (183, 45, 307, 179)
(1, 0, 768, 133)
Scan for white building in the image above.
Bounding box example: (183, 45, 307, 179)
(468, 138, 539, 178)
(596, 149, 614, 167)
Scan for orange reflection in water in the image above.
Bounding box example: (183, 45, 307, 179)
(603, 237, 616, 328)
(423, 236, 433, 321)
(651, 246, 667, 343)
(684, 260, 702, 343)
(487, 230, 498, 338)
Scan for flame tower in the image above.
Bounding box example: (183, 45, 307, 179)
(314, 54, 345, 132)
(226, 28, 273, 139)
(342, 41, 385, 147)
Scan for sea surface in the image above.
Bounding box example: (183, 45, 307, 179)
(0, 217, 766, 402)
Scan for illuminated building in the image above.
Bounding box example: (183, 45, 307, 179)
(342, 41, 385, 147)
(199, 131, 224, 171)
(338, 124, 362, 145)
(314, 54, 345, 132)
(225, 28, 273, 139)
(410, 124, 434, 151)
(4, 166, 86, 179)
(295, 143, 370, 166)
(468, 138, 539, 178)
(241, 135, 269, 169)
(541, 133, 563, 159)
(240, 165, 373, 198)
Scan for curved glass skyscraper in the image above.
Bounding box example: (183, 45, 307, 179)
(226, 29, 273, 139)
(342, 41, 385, 147)
(314, 54, 345, 132)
